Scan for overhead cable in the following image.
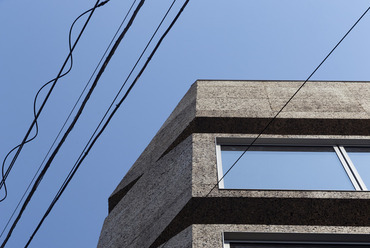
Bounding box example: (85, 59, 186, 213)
(0, 1, 146, 247)
(0, 0, 109, 201)
(23, 0, 186, 245)
(0, 0, 137, 239)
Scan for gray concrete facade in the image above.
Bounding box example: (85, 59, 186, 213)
(98, 80, 370, 247)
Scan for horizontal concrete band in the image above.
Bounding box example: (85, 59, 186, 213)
(151, 196, 370, 247)
(161, 117, 370, 159)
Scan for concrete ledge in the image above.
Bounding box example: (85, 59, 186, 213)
(161, 117, 370, 159)
(151, 196, 370, 247)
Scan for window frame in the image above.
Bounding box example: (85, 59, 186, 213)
(216, 138, 369, 191)
(222, 232, 370, 248)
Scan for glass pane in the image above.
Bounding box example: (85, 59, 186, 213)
(220, 146, 354, 190)
(346, 147, 370, 189)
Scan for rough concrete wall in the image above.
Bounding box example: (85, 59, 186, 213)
(109, 83, 197, 201)
(157, 226, 192, 248)
(196, 80, 370, 119)
(98, 136, 193, 248)
(191, 133, 218, 196)
(192, 224, 370, 248)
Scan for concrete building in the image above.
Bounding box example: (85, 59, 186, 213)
(98, 80, 370, 247)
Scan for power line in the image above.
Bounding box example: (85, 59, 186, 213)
(0, 0, 109, 204)
(23, 0, 185, 245)
(211, 5, 370, 197)
(0, 0, 108, 201)
(0, 1, 146, 247)
(161, 4, 370, 248)
(0, 0, 137, 239)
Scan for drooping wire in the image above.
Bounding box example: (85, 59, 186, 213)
(0, 0, 137, 240)
(160, 5, 370, 248)
(0, 0, 109, 202)
(23, 0, 185, 245)
(0, 8, 83, 202)
(0, 1, 146, 247)
(0, 2, 98, 201)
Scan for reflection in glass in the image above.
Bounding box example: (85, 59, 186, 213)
(221, 146, 354, 190)
(346, 147, 370, 189)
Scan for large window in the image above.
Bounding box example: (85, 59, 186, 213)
(216, 140, 370, 191)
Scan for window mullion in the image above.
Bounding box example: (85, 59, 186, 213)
(338, 146, 368, 191)
(333, 146, 362, 191)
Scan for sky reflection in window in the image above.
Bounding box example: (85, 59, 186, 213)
(221, 146, 355, 190)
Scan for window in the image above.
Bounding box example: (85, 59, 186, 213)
(346, 147, 370, 189)
(216, 139, 370, 191)
(223, 233, 370, 248)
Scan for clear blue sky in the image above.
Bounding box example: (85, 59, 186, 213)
(0, 0, 370, 247)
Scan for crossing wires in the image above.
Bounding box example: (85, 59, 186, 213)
(1, 0, 148, 247)
(23, 0, 189, 246)
(1, 0, 190, 246)
(0, 0, 138, 241)
(0, 0, 109, 202)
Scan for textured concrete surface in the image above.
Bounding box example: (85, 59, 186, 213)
(157, 226, 192, 248)
(195, 80, 370, 119)
(109, 83, 197, 202)
(99, 80, 370, 247)
(151, 196, 370, 247)
(98, 136, 193, 247)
